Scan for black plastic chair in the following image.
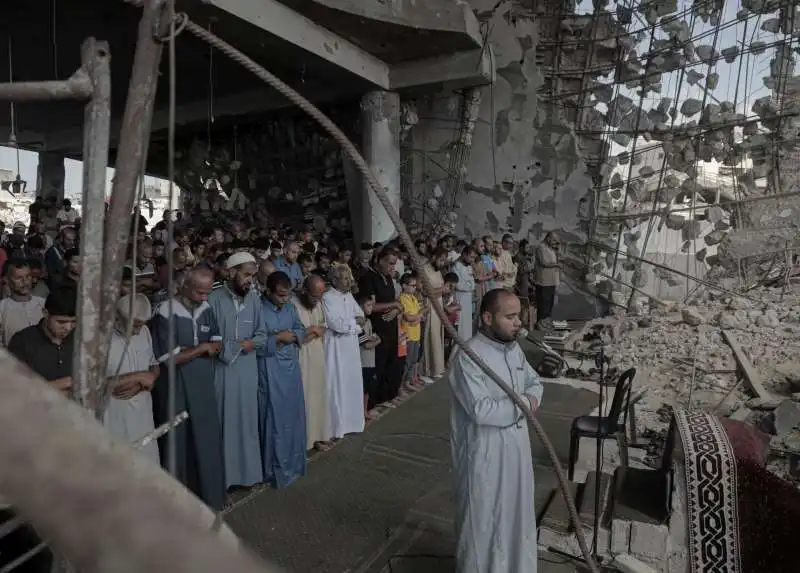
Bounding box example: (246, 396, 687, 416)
(567, 367, 636, 481)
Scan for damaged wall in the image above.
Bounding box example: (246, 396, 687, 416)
(406, 1, 618, 319)
(410, 2, 592, 242)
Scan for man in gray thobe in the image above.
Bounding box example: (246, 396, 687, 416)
(449, 288, 544, 573)
(209, 252, 266, 488)
(151, 266, 226, 510)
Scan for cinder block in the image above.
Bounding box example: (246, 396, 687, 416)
(613, 553, 659, 573)
(629, 521, 669, 561)
(611, 519, 632, 555)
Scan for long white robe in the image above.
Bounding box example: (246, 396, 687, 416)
(452, 261, 475, 341)
(104, 327, 160, 465)
(321, 289, 365, 438)
(449, 333, 544, 573)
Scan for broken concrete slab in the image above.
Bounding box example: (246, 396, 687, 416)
(774, 361, 800, 392)
(721, 330, 773, 401)
(762, 400, 800, 437)
(681, 307, 704, 326)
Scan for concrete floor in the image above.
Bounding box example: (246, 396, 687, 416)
(223, 378, 599, 573)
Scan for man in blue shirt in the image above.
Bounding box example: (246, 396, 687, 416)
(273, 240, 303, 291)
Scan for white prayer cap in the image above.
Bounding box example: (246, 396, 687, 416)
(117, 293, 152, 321)
(225, 251, 256, 269)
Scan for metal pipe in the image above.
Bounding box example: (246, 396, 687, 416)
(589, 187, 800, 222)
(587, 240, 753, 300)
(0, 71, 92, 101)
(72, 38, 112, 413)
(0, 349, 276, 573)
(132, 411, 188, 449)
(98, 0, 167, 414)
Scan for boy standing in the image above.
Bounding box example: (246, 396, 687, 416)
(398, 273, 422, 389)
(357, 293, 381, 417)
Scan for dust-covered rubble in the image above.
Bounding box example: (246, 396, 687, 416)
(596, 282, 800, 483)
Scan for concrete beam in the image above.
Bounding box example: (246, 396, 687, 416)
(308, 0, 484, 47)
(390, 47, 495, 92)
(206, 0, 390, 89)
(43, 46, 495, 155)
(42, 82, 354, 154)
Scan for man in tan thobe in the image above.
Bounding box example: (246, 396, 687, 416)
(292, 275, 330, 450)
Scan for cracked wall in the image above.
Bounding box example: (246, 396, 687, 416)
(407, 1, 615, 244)
(406, 0, 603, 319)
(411, 3, 595, 244)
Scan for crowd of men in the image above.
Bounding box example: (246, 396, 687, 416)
(0, 201, 562, 517)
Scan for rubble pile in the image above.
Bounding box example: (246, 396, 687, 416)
(602, 282, 800, 483)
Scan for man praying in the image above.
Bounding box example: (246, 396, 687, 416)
(258, 271, 308, 488)
(322, 264, 365, 439)
(449, 288, 544, 573)
(150, 266, 226, 511)
(209, 252, 266, 489)
(293, 275, 330, 451)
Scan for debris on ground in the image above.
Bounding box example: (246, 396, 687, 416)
(576, 282, 800, 486)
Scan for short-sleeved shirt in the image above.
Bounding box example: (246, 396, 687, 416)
(398, 293, 421, 342)
(274, 256, 303, 290)
(359, 269, 398, 336)
(8, 321, 74, 381)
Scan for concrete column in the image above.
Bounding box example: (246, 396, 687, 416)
(37, 151, 66, 201)
(358, 90, 401, 245)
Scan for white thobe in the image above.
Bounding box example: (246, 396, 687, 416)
(453, 261, 475, 341)
(321, 289, 365, 438)
(449, 333, 544, 573)
(104, 327, 160, 465)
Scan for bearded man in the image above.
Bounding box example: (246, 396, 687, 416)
(449, 288, 544, 573)
(292, 275, 330, 451)
(151, 266, 226, 510)
(208, 252, 266, 489)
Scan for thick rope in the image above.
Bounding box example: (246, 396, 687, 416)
(180, 18, 600, 572)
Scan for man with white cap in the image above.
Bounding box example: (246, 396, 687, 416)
(208, 252, 266, 489)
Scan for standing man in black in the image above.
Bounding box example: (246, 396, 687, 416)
(8, 287, 76, 395)
(358, 248, 404, 407)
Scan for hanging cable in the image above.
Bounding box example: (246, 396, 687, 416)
(7, 36, 20, 179)
(51, 0, 59, 79)
(207, 18, 215, 148)
(166, 0, 178, 476)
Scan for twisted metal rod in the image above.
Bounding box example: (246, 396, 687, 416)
(180, 17, 601, 573)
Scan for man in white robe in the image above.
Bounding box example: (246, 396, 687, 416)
(104, 293, 160, 465)
(321, 264, 365, 438)
(449, 288, 544, 573)
(452, 247, 476, 341)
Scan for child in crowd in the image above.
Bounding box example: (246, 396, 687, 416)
(442, 272, 461, 361)
(398, 273, 422, 389)
(357, 292, 381, 419)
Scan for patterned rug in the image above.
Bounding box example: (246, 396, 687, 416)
(674, 409, 742, 573)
